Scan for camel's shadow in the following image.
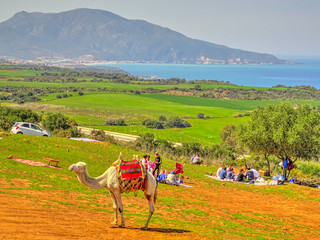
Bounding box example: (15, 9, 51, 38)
(126, 226, 191, 233)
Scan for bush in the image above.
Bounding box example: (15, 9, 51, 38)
(159, 115, 167, 122)
(91, 129, 107, 141)
(298, 162, 320, 177)
(165, 117, 191, 128)
(105, 118, 127, 126)
(68, 127, 83, 138)
(42, 113, 70, 131)
(0, 107, 40, 131)
(197, 113, 205, 119)
(135, 133, 158, 151)
(142, 119, 164, 129)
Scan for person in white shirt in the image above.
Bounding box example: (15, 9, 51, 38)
(250, 169, 260, 179)
(216, 165, 225, 177)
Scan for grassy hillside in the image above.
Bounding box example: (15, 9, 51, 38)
(1, 134, 319, 239)
(2, 67, 320, 145)
(33, 93, 320, 145)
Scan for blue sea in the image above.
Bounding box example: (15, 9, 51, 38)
(104, 57, 320, 88)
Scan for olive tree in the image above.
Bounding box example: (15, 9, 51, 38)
(238, 103, 320, 178)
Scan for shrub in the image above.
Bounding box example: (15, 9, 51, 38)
(105, 118, 127, 126)
(91, 129, 107, 141)
(135, 133, 158, 151)
(0, 107, 40, 131)
(197, 113, 205, 119)
(298, 162, 320, 177)
(68, 127, 83, 138)
(159, 115, 167, 122)
(42, 113, 70, 131)
(142, 119, 164, 129)
(165, 117, 191, 128)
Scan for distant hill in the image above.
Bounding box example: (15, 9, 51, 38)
(0, 8, 288, 64)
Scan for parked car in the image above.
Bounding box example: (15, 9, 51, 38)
(10, 122, 51, 137)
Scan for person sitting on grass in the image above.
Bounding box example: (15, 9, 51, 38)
(236, 169, 246, 182)
(246, 168, 255, 181)
(251, 168, 260, 179)
(216, 165, 225, 177)
(226, 168, 235, 180)
(226, 165, 232, 172)
(190, 154, 196, 163)
(192, 155, 200, 165)
(241, 165, 248, 171)
(219, 167, 227, 180)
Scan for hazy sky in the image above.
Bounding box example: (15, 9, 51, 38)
(1, 0, 320, 57)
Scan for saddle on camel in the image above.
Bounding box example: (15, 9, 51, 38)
(113, 155, 148, 194)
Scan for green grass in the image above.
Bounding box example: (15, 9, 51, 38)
(0, 76, 284, 91)
(34, 92, 320, 145)
(1, 135, 319, 239)
(0, 70, 46, 77)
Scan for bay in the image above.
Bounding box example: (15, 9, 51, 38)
(103, 58, 320, 88)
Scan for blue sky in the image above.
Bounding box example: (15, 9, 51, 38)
(2, 0, 320, 57)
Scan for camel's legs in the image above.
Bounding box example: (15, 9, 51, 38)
(110, 191, 118, 225)
(113, 190, 125, 227)
(142, 195, 155, 230)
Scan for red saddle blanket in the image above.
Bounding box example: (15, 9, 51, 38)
(120, 160, 142, 180)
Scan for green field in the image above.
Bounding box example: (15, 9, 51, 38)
(0, 69, 46, 77)
(32, 92, 320, 145)
(1, 135, 319, 239)
(1, 68, 320, 145)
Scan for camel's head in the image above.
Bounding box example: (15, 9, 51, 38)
(69, 162, 87, 173)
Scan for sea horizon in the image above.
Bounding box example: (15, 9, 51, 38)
(95, 57, 320, 88)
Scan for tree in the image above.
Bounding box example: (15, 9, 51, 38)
(219, 124, 237, 148)
(238, 103, 320, 178)
(42, 113, 70, 131)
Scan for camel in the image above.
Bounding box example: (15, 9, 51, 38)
(69, 153, 158, 229)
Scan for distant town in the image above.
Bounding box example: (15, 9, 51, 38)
(0, 54, 295, 68)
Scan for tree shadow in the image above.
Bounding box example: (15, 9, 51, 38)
(126, 226, 191, 233)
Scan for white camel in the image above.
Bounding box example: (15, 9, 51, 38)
(69, 154, 158, 229)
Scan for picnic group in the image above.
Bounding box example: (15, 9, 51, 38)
(213, 164, 282, 185)
(139, 152, 185, 186)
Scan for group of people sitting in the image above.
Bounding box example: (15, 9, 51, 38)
(216, 165, 260, 182)
(157, 162, 185, 186)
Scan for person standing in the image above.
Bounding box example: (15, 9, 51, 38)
(153, 152, 162, 177)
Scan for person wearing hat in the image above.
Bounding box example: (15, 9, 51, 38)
(153, 152, 162, 177)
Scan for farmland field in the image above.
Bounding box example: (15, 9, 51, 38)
(32, 93, 320, 145)
(2, 67, 320, 145)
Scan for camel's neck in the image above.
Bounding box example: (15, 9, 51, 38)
(76, 167, 114, 190)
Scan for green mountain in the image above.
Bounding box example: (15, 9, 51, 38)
(0, 8, 287, 64)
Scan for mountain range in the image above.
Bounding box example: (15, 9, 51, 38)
(0, 8, 288, 64)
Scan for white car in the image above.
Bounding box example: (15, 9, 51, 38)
(11, 122, 51, 137)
